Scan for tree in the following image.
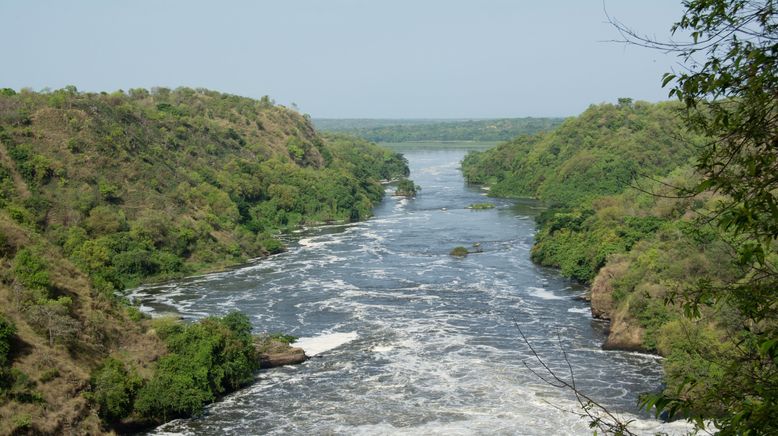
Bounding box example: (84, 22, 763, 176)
(26, 297, 79, 347)
(610, 1, 778, 433)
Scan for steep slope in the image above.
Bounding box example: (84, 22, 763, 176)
(0, 86, 409, 433)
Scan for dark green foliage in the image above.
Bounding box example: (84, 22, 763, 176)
(0, 315, 15, 367)
(89, 358, 141, 421)
(1, 367, 43, 404)
(530, 208, 666, 283)
(612, 1, 778, 432)
(450, 246, 469, 257)
(266, 333, 297, 344)
(461, 101, 703, 206)
(133, 354, 215, 421)
(314, 117, 565, 142)
(394, 178, 419, 197)
(6, 143, 53, 186)
(11, 248, 50, 293)
(132, 312, 259, 422)
(87, 313, 261, 425)
(321, 133, 410, 180)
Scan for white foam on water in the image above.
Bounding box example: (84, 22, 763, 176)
(295, 331, 359, 356)
(142, 149, 677, 436)
(298, 236, 335, 249)
(567, 307, 591, 315)
(527, 286, 565, 300)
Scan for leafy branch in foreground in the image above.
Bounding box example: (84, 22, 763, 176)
(608, 1, 778, 433)
(514, 319, 637, 436)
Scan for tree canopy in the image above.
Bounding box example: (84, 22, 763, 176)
(612, 1, 778, 432)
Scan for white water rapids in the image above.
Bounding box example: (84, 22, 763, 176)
(130, 144, 693, 435)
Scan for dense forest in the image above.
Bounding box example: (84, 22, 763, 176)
(0, 87, 409, 433)
(314, 117, 565, 142)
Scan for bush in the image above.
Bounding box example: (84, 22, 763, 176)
(97, 180, 121, 203)
(267, 333, 297, 344)
(84, 206, 127, 236)
(39, 368, 59, 383)
(257, 233, 284, 255)
(133, 354, 214, 421)
(12, 248, 50, 292)
(112, 249, 158, 277)
(468, 203, 495, 210)
(12, 414, 31, 432)
(394, 178, 419, 197)
(89, 358, 141, 421)
(0, 315, 16, 366)
(450, 246, 469, 257)
(133, 312, 259, 422)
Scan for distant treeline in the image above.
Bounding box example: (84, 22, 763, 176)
(313, 117, 565, 142)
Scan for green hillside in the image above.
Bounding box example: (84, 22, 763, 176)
(462, 100, 704, 205)
(0, 86, 408, 433)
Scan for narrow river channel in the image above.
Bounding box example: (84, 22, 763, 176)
(131, 143, 687, 435)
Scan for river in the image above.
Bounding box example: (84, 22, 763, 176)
(130, 143, 689, 435)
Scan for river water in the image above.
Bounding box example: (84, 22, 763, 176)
(131, 144, 688, 435)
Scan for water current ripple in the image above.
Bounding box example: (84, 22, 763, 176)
(131, 145, 691, 435)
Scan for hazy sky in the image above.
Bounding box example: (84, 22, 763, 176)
(1, 1, 685, 118)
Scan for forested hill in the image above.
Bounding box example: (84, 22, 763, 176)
(314, 117, 565, 142)
(0, 87, 408, 433)
(461, 100, 704, 205)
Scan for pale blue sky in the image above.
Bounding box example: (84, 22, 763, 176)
(0, 1, 684, 118)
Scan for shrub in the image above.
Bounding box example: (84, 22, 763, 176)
(450, 246, 469, 257)
(0, 315, 15, 366)
(84, 206, 128, 235)
(134, 312, 259, 422)
(112, 249, 157, 277)
(257, 233, 284, 254)
(468, 203, 495, 210)
(12, 414, 31, 432)
(97, 179, 121, 203)
(394, 178, 419, 197)
(12, 248, 50, 292)
(39, 368, 59, 383)
(133, 354, 214, 421)
(89, 358, 142, 421)
(267, 333, 297, 344)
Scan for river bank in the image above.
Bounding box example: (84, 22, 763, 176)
(129, 144, 689, 435)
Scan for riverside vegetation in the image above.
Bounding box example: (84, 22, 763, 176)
(462, 99, 778, 434)
(0, 86, 410, 433)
